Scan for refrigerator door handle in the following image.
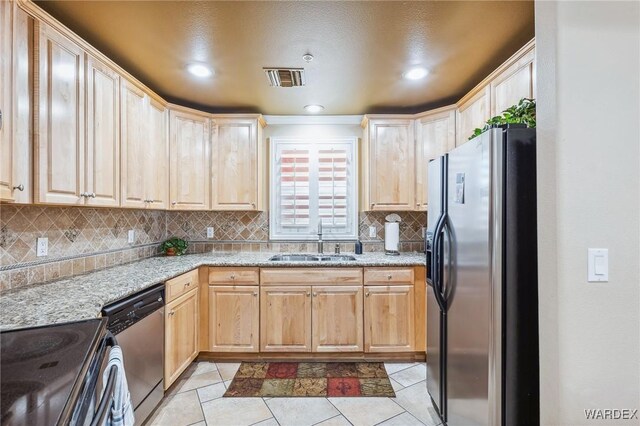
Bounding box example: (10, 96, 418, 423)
(431, 214, 447, 311)
(441, 216, 455, 306)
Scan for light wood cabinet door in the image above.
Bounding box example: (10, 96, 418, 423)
(364, 285, 415, 352)
(491, 46, 535, 116)
(120, 79, 147, 208)
(415, 108, 456, 210)
(366, 119, 415, 211)
(0, 0, 14, 201)
(211, 118, 259, 210)
(456, 86, 490, 147)
(85, 55, 120, 207)
(260, 286, 312, 352)
(146, 98, 169, 209)
(169, 109, 210, 210)
(165, 288, 199, 389)
(34, 21, 85, 205)
(312, 285, 363, 352)
(209, 285, 259, 352)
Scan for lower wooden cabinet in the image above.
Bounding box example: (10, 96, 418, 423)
(312, 285, 363, 352)
(364, 285, 415, 352)
(164, 288, 199, 389)
(208, 285, 259, 352)
(260, 286, 312, 352)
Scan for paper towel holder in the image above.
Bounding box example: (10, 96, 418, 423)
(384, 214, 401, 256)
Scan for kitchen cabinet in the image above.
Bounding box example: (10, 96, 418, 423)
(169, 107, 211, 210)
(33, 21, 86, 204)
(361, 117, 416, 211)
(456, 86, 491, 147)
(0, 1, 31, 203)
(145, 98, 169, 209)
(260, 286, 312, 352)
(121, 79, 169, 209)
(312, 285, 363, 352)
(208, 285, 259, 352)
(490, 42, 536, 116)
(211, 116, 265, 211)
(415, 107, 456, 210)
(85, 54, 120, 207)
(364, 285, 415, 352)
(164, 269, 200, 389)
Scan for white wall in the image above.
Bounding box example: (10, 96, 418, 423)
(536, 1, 640, 425)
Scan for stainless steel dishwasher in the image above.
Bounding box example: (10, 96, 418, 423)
(102, 284, 164, 425)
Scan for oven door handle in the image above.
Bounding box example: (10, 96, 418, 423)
(90, 364, 118, 426)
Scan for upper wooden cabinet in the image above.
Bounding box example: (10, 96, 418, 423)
(415, 107, 456, 210)
(211, 116, 265, 211)
(33, 21, 86, 205)
(361, 117, 416, 211)
(490, 41, 535, 117)
(85, 55, 120, 207)
(456, 86, 491, 147)
(121, 79, 169, 209)
(169, 107, 211, 210)
(0, 0, 15, 201)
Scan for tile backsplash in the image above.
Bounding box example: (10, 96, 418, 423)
(0, 205, 425, 291)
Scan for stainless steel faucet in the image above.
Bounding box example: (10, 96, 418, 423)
(317, 221, 323, 253)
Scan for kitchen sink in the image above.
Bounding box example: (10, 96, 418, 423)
(269, 254, 321, 262)
(318, 255, 356, 261)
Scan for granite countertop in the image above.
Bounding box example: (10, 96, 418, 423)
(0, 252, 426, 330)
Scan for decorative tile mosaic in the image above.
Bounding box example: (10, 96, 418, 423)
(0, 205, 425, 292)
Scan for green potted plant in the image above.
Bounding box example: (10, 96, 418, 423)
(469, 98, 536, 140)
(161, 237, 188, 256)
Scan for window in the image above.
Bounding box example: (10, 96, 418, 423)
(270, 138, 358, 240)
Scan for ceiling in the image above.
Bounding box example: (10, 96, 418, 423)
(35, 1, 534, 115)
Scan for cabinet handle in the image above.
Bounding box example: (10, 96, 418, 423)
(80, 192, 88, 198)
(253, 292, 258, 296)
(168, 311, 175, 316)
(230, 274, 236, 280)
(171, 201, 177, 205)
(387, 274, 392, 280)
(90, 192, 96, 198)
(365, 292, 370, 297)
(184, 282, 190, 287)
(12, 184, 24, 192)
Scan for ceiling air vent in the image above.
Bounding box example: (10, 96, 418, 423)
(263, 68, 306, 87)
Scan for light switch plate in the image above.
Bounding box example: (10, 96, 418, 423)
(127, 230, 135, 244)
(207, 227, 214, 238)
(369, 226, 377, 238)
(588, 248, 608, 282)
(36, 237, 48, 257)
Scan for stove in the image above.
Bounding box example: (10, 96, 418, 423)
(0, 319, 107, 426)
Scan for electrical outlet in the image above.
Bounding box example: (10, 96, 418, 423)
(369, 226, 377, 238)
(127, 230, 135, 244)
(207, 227, 214, 238)
(36, 237, 48, 257)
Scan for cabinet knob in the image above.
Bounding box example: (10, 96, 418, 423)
(416, 203, 421, 207)
(253, 292, 258, 297)
(251, 203, 256, 208)
(184, 282, 190, 287)
(171, 201, 177, 205)
(12, 184, 24, 192)
(80, 192, 88, 198)
(90, 192, 96, 198)
(306, 292, 311, 297)
(370, 203, 375, 209)
(387, 274, 392, 280)
(230, 274, 236, 280)
(365, 292, 370, 297)
(168, 311, 175, 316)
(313, 292, 317, 297)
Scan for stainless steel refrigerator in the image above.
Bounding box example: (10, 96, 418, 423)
(426, 126, 539, 426)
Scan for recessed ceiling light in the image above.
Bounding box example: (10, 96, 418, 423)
(403, 67, 429, 80)
(303, 53, 314, 63)
(304, 104, 324, 113)
(187, 63, 213, 78)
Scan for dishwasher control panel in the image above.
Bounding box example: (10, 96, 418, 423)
(102, 284, 165, 335)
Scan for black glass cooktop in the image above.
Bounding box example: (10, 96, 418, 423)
(0, 319, 105, 426)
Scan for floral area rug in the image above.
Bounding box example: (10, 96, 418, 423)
(223, 362, 395, 397)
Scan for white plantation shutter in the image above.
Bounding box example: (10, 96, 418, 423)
(271, 138, 357, 240)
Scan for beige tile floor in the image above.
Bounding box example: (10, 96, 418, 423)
(145, 361, 442, 426)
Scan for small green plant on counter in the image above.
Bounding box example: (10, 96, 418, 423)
(161, 237, 188, 256)
(469, 98, 536, 140)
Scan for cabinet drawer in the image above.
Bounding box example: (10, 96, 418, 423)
(261, 268, 363, 285)
(166, 269, 199, 302)
(208, 267, 259, 285)
(364, 267, 414, 285)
